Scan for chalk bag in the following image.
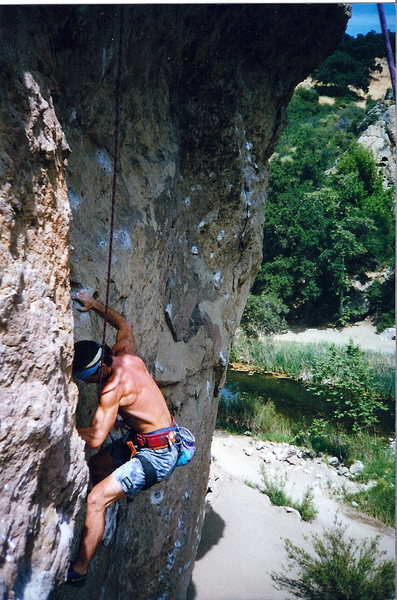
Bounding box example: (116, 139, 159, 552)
(176, 427, 196, 466)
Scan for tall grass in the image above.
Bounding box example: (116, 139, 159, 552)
(344, 434, 395, 527)
(345, 480, 395, 528)
(217, 395, 295, 442)
(230, 332, 395, 400)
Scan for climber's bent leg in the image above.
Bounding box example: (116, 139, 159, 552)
(112, 445, 179, 497)
(89, 437, 132, 485)
(72, 475, 125, 576)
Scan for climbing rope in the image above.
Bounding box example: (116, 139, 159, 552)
(377, 3, 396, 100)
(98, 6, 124, 396)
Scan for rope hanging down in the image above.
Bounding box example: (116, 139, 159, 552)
(98, 6, 124, 396)
(377, 3, 396, 100)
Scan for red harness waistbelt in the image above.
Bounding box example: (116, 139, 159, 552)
(133, 421, 177, 449)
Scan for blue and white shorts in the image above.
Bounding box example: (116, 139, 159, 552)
(109, 439, 179, 498)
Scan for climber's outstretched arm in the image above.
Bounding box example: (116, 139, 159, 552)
(73, 291, 136, 355)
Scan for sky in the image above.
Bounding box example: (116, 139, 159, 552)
(346, 3, 396, 37)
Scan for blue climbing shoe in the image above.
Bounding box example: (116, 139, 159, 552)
(65, 566, 87, 587)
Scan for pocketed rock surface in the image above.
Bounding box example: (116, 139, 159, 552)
(188, 431, 395, 600)
(1, 6, 349, 599)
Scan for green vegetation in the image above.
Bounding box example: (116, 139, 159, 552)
(345, 480, 395, 529)
(365, 276, 395, 331)
(244, 48, 395, 331)
(343, 434, 395, 527)
(255, 130, 394, 326)
(240, 292, 288, 336)
(273, 521, 395, 600)
(261, 471, 317, 522)
(308, 341, 388, 432)
(219, 335, 395, 525)
(217, 385, 395, 525)
(217, 396, 293, 442)
(297, 425, 395, 526)
(221, 35, 396, 530)
(313, 31, 396, 96)
(230, 333, 395, 401)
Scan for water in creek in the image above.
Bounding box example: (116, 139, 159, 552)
(220, 369, 395, 435)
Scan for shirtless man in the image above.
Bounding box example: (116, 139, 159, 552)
(66, 291, 179, 587)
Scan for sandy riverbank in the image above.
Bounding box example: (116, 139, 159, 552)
(187, 431, 395, 600)
(273, 319, 395, 354)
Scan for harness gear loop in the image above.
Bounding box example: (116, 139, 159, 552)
(126, 440, 137, 458)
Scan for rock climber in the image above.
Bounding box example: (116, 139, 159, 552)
(66, 291, 180, 587)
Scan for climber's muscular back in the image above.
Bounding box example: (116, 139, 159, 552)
(101, 353, 172, 434)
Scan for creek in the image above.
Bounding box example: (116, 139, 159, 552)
(221, 369, 395, 435)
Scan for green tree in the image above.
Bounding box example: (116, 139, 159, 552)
(308, 342, 387, 433)
(312, 31, 395, 96)
(314, 49, 373, 94)
(241, 292, 289, 336)
(365, 275, 395, 332)
(258, 139, 394, 324)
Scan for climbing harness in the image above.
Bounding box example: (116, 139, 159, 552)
(125, 421, 178, 454)
(98, 6, 125, 397)
(135, 454, 159, 490)
(122, 421, 196, 490)
(133, 421, 178, 450)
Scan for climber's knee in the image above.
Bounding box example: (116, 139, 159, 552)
(87, 474, 126, 514)
(86, 487, 106, 515)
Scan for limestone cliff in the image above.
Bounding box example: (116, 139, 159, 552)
(358, 97, 396, 188)
(0, 6, 348, 600)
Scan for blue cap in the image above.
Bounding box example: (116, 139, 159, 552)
(74, 346, 103, 380)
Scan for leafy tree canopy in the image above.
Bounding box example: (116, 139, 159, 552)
(251, 87, 394, 326)
(312, 31, 395, 95)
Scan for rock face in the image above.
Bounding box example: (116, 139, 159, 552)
(0, 6, 348, 599)
(358, 98, 396, 188)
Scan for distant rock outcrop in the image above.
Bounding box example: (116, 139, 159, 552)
(358, 98, 396, 188)
(0, 5, 349, 599)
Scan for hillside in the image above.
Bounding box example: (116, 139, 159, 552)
(298, 57, 392, 106)
(246, 54, 395, 333)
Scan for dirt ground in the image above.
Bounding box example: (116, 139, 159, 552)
(273, 319, 395, 354)
(187, 431, 395, 600)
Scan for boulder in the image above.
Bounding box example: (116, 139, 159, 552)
(349, 460, 364, 476)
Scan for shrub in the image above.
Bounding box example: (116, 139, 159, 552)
(295, 418, 353, 463)
(273, 522, 395, 599)
(261, 471, 318, 522)
(366, 275, 395, 332)
(241, 292, 289, 336)
(296, 488, 318, 523)
(375, 311, 395, 333)
(229, 333, 395, 402)
(308, 341, 388, 432)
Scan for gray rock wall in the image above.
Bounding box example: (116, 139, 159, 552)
(358, 99, 396, 188)
(0, 6, 348, 599)
(0, 9, 88, 599)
